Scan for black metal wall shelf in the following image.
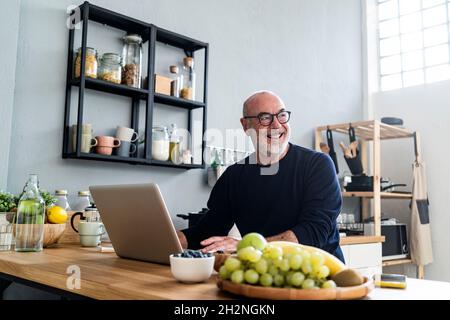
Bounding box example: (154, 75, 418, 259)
(63, 1, 208, 170)
(70, 78, 149, 99)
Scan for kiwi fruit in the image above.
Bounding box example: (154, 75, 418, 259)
(331, 268, 364, 287)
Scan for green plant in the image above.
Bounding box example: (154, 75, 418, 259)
(39, 191, 57, 208)
(0, 191, 19, 212)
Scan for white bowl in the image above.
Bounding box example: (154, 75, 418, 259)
(169, 254, 215, 283)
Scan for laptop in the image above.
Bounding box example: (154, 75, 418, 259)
(89, 183, 183, 264)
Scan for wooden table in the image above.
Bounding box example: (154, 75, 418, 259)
(0, 244, 449, 300)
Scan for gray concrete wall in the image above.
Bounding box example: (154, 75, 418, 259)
(6, 0, 363, 229)
(0, 0, 21, 190)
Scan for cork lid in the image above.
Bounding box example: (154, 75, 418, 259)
(169, 65, 179, 74)
(183, 57, 194, 67)
(55, 190, 68, 196)
(78, 191, 90, 196)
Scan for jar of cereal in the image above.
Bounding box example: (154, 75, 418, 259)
(74, 47, 98, 79)
(98, 53, 122, 84)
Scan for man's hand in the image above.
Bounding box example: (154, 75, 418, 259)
(266, 230, 299, 243)
(200, 236, 239, 253)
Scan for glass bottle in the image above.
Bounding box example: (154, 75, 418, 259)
(121, 34, 143, 88)
(74, 47, 98, 79)
(151, 126, 170, 161)
(54, 190, 71, 211)
(98, 53, 122, 84)
(72, 191, 91, 212)
(169, 124, 181, 164)
(180, 57, 196, 100)
(15, 174, 45, 252)
(169, 65, 180, 98)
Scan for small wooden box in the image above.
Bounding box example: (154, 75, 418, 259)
(154, 74, 172, 95)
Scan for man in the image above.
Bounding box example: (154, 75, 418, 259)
(177, 91, 344, 262)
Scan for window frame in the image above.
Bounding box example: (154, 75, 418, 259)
(377, 0, 450, 91)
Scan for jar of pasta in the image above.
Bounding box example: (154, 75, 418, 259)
(74, 47, 98, 79)
(98, 53, 122, 84)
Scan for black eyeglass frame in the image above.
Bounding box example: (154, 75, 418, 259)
(243, 110, 292, 126)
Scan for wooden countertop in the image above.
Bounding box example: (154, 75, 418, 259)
(1, 244, 449, 300)
(340, 236, 385, 245)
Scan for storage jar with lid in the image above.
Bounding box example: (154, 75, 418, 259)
(54, 190, 71, 211)
(180, 57, 196, 100)
(99, 53, 122, 84)
(72, 191, 91, 212)
(74, 47, 98, 79)
(169, 123, 181, 164)
(152, 126, 170, 161)
(121, 34, 142, 88)
(169, 65, 181, 98)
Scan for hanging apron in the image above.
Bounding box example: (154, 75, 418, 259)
(410, 160, 433, 266)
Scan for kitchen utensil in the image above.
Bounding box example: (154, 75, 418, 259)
(320, 142, 330, 154)
(217, 276, 374, 300)
(381, 117, 404, 126)
(342, 125, 363, 175)
(345, 175, 407, 192)
(339, 142, 353, 158)
(326, 128, 339, 174)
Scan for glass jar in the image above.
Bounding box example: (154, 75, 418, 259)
(152, 126, 170, 161)
(180, 57, 196, 100)
(169, 123, 181, 164)
(121, 34, 142, 88)
(15, 174, 45, 252)
(72, 191, 91, 212)
(169, 65, 181, 98)
(98, 53, 122, 84)
(74, 47, 98, 79)
(54, 189, 71, 211)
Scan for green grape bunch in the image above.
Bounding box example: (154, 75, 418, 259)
(219, 233, 337, 290)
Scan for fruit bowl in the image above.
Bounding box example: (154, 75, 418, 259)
(217, 276, 374, 300)
(43, 223, 66, 248)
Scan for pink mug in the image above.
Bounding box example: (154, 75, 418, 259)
(95, 136, 121, 155)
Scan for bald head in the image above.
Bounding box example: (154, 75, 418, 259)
(243, 90, 285, 117)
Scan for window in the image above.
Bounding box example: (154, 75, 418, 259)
(378, 0, 450, 90)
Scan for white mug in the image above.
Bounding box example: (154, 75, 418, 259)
(116, 126, 139, 142)
(78, 221, 105, 247)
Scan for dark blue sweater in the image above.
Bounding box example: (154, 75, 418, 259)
(182, 143, 344, 262)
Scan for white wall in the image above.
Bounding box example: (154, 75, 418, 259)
(0, 0, 21, 190)
(6, 0, 363, 229)
(373, 80, 450, 281)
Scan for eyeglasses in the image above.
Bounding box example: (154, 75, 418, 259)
(243, 110, 291, 126)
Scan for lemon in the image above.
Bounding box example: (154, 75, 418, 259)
(46, 206, 68, 224)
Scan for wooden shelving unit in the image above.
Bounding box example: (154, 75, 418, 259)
(342, 191, 413, 199)
(315, 120, 424, 278)
(62, 2, 208, 169)
(340, 236, 385, 245)
(382, 258, 413, 267)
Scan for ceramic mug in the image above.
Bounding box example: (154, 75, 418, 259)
(77, 221, 105, 247)
(72, 124, 97, 153)
(116, 126, 139, 142)
(114, 140, 137, 157)
(95, 136, 121, 155)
